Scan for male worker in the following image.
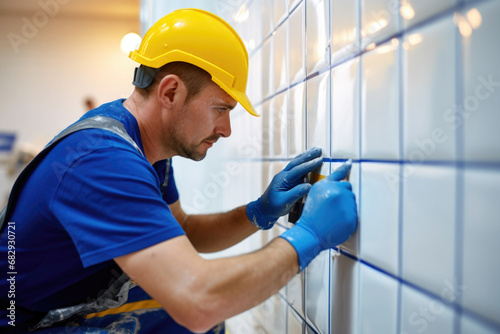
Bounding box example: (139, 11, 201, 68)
(0, 8, 357, 333)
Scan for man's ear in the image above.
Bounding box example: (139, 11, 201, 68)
(156, 74, 187, 110)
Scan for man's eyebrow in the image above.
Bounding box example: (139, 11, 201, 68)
(214, 100, 237, 110)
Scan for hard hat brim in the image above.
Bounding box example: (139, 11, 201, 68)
(213, 78, 259, 117)
(230, 90, 259, 117)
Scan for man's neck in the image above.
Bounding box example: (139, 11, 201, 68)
(123, 92, 174, 165)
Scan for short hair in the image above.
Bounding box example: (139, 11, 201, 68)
(137, 62, 212, 102)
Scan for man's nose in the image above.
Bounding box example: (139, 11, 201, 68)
(216, 112, 232, 138)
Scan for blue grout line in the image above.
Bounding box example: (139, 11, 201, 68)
(244, 0, 500, 332)
(304, 1, 308, 153)
(279, 292, 320, 334)
(327, 0, 332, 166)
(250, 0, 496, 108)
(397, 5, 404, 332)
(355, 0, 362, 328)
(277, 224, 500, 331)
(328, 248, 331, 334)
(454, 2, 466, 332)
(336, 249, 500, 331)
(241, 157, 500, 170)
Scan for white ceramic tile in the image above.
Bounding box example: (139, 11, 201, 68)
(305, 250, 330, 333)
(289, 82, 306, 157)
(359, 162, 399, 276)
(234, 105, 263, 161)
(307, 71, 331, 156)
(174, 154, 241, 214)
(287, 271, 305, 318)
(305, 324, 318, 334)
(461, 314, 500, 334)
(361, 0, 401, 49)
(402, 165, 456, 298)
(274, 0, 288, 26)
(261, 99, 273, 158)
(330, 252, 359, 334)
(245, 1, 262, 52)
(241, 161, 274, 255)
(261, 162, 274, 206)
(232, 103, 263, 161)
(260, 0, 274, 39)
(331, 0, 359, 65)
(260, 294, 288, 333)
(403, 16, 456, 162)
(359, 264, 398, 334)
(248, 50, 263, 106)
(336, 162, 360, 256)
(401, 0, 455, 29)
(249, 161, 264, 207)
(262, 37, 274, 99)
(289, 0, 302, 13)
(220, 161, 262, 212)
(462, 1, 500, 162)
(400, 285, 455, 334)
(225, 308, 257, 333)
(272, 91, 288, 158)
(306, 0, 330, 75)
(288, 307, 305, 334)
(222, 108, 246, 160)
(462, 168, 500, 326)
(361, 39, 400, 160)
(203, 164, 265, 260)
(234, 13, 251, 52)
(274, 22, 289, 92)
(288, 1, 306, 84)
(251, 299, 269, 326)
(331, 58, 360, 159)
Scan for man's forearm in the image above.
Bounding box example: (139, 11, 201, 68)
(180, 205, 258, 253)
(115, 235, 299, 332)
(192, 237, 299, 325)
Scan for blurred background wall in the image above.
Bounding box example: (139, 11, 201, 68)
(0, 0, 140, 204)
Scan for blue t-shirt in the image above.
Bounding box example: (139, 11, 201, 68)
(0, 99, 186, 332)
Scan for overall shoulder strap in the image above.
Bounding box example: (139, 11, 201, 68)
(0, 116, 143, 232)
(162, 159, 171, 190)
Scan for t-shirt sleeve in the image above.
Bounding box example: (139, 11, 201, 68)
(50, 146, 185, 268)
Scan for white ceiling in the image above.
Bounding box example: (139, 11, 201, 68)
(0, 0, 140, 21)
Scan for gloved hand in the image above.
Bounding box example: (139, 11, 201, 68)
(246, 147, 323, 230)
(279, 161, 358, 271)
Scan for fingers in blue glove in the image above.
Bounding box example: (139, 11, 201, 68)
(284, 147, 322, 172)
(284, 183, 312, 205)
(338, 181, 353, 191)
(284, 156, 324, 185)
(328, 159, 352, 182)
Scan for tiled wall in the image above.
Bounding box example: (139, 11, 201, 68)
(141, 0, 500, 333)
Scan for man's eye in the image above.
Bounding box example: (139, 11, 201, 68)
(216, 108, 225, 113)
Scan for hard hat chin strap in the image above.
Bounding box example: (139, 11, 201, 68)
(132, 65, 162, 89)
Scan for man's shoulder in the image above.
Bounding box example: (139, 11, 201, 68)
(53, 127, 142, 162)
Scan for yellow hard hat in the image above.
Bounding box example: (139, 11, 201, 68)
(129, 8, 258, 117)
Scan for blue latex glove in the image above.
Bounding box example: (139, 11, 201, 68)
(246, 147, 323, 230)
(279, 161, 358, 271)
